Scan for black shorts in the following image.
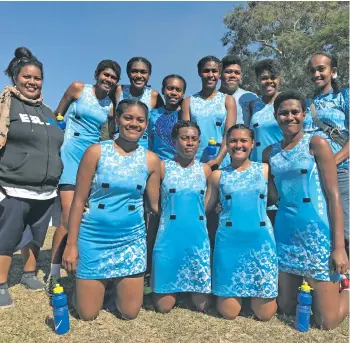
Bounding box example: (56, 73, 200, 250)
(0, 196, 54, 255)
(58, 184, 75, 191)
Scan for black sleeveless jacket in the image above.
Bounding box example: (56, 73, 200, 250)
(0, 97, 64, 192)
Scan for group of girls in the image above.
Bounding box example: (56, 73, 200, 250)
(0, 47, 348, 331)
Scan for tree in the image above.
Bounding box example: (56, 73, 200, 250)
(221, 1, 349, 96)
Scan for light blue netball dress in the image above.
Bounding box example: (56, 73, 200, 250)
(190, 91, 230, 167)
(148, 107, 178, 160)
(212, 162, 278, 298)
(270, 133, 340, 281)
(118, 85, 152, 148)
(59, 84, 112, 186)
(250, 98, 283, 162)
(152, 160, 211, 294)
(76, 141, 148, 279)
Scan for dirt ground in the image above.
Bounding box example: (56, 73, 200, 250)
(0, 227, 349, 343)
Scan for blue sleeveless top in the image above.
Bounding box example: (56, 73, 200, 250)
(59, 84, 112, 185)
(152, 159, 211, 293)
(250, 98, 283, 162)
(77, 141, 149, 279)
(270, 133, 339, 281)
(190, 91, 229, 166)
(304, 88, 349, 169)
(64, 84, 112, 143)
(148, 107, 178, 160)
(212, 161, 277, 298)
(118, 85, 153, 149)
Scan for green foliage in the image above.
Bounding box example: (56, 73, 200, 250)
(222, 1, 349, 96)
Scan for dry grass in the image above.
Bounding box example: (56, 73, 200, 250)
(0, 227, 349, 343)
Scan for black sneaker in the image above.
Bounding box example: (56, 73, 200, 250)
(0, 284, 14, 309)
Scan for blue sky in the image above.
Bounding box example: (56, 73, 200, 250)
(0, 1, 244, 109)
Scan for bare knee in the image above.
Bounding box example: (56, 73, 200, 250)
(153, 294, 176, 314)
(118, 307, 141, 320)
(77, 307, 100, 321)
(253, 308, 276, 321)
(314, 314, 340, 330)
(155, 303, 174, 314)
(252, 300, 277, 321)
(217, 302, 239, 320)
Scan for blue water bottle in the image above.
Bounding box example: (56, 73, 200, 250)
(295, 281, 313, 332)
(56, 114, 66, 130)
(52, 284, 70, 335)
(206, 137, 217, 162)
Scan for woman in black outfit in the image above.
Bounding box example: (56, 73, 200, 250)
(0, 47, 64, 308)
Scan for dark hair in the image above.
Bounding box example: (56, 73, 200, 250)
(309, 52, 339, 92)
(197, 56, 221, 74)
(4, 47, 43, 83)
(95, 59, 121, 82)
(221, 55, 242, 69)
(254, 59, 281, 78)
(162, 74, 187, 92)
(171, 120, 201, 140)
(115, 99, 149, 119)
(273, 91, 306, 113)
(226, 124, 255, 142)
(126, 57, 152, 75)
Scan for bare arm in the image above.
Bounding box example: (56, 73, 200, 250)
(310, 135, 348, 273)
(151, 90, 165, 109)
(203, 163, 212, 180)
(160, 160, 165, 180)
(180, 97, 191, 121)
(262, 145, 278, 207)
(53, 82, 84, 117)
(209, 95, 237, 167)
(62, 144, 101, 272)
(145, 151, 161, 214)
(205, 170, 221, 213)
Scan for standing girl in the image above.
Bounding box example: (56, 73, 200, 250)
(206, 124, 278, 320)
(110, 57, 164, 146)
(264, 91, 349, 330)
(181, 56, 236, 168)
(152, 120, 212, 313)
(249, 59, 283, 163)
(62, 99, 160, 320)
(47, 60, 121, 293)
(0, 47, 64, 308)
(148, 74, 186, 160)
(305, 52, 349, 255)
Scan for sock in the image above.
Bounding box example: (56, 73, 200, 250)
(50, 264, 61, 277)
(22, 271, 35, 278)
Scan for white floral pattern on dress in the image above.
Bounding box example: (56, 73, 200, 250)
(96, 238, 146, 278)
(278, 221, 333, 281)
(64, 84, 112, 141)
(215, 241, 278, 298)
(190, 91, 226, 118)
(154, 241, 211, 294)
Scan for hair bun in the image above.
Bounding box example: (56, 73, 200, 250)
(14, 47, 33, 59)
